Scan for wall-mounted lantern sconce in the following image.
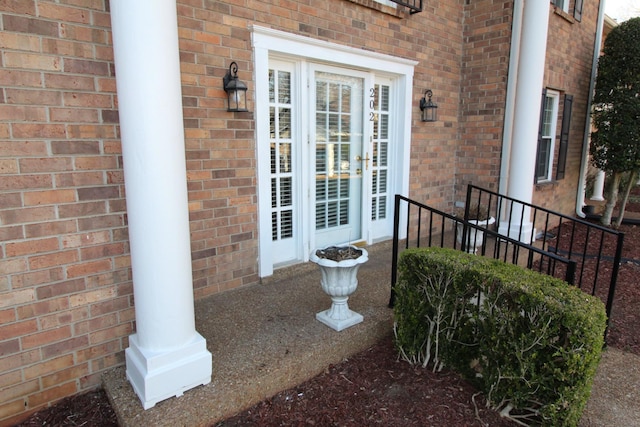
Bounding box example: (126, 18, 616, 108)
(223, 61, 248, 112)
(419, 89, 437, 122)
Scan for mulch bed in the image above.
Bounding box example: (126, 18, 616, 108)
(215, 338, 514, 427)
(14, 213, 640, 427)
(546, 220, 640, 355)
(14, 389, 118, 427)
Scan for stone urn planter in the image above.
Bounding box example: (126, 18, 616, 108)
(456, 216, 495, 254)
(310, 246, 368, 331)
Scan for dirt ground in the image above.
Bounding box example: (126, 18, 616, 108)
(14, 218, 640, 426)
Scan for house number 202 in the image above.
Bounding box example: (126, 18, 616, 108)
(369, 87, 376, 122)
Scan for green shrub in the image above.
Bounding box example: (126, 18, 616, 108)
(393, 248, 606, 426)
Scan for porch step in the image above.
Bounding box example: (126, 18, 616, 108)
(102, 241, 395, 427)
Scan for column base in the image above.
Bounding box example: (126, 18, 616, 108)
(125, 332, 212, 410)
(498, 221, 535, 244)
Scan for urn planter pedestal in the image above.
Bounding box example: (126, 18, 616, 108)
(310, 246, 368, 332)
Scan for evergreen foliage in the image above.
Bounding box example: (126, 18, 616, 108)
(393, 248, 606, 426)
(590, 17, 640, 225)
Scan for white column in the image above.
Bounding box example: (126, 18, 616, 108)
(591, 170, 605, 201)
(499, 0, 550, 242)
(110, 0, 211, 410)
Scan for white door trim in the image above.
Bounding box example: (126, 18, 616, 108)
(253, 26, 415, 278)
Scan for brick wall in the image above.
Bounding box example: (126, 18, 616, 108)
(403, 0, 463, 209)
(457, 0, 600, 219)
(0, 0, 465, 423)
(178, 0, 466, 294)
(0, 1, 130, 424)
(458, 0, 513, 196)
(0, 0, 600, 424)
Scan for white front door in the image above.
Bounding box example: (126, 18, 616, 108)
(312, 69, 366, 248)
(253, 27, 416, 277)
(265, 63, 397, 268)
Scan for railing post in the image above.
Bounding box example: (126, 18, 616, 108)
(566, 260, 577, 285)
(389, 194, 401, 308)
(461, 185, 473, 253)
(605, 232, 625, 327)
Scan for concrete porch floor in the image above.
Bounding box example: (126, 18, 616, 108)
(103, 240, 395, 427)
(102, 238, 640, 426)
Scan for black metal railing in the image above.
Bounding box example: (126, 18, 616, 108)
(388, 194, 577, 304)
(464, 185, 625, 322)
(389, 185, 625, 328)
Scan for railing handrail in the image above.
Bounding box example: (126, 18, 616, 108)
(389, 194, 578, 307)
(467, 184, 622, 237)
(390, 186, 625, 337)
(467, 185, 624, 325)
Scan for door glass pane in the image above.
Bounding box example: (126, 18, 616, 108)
(380, 139, 388, 167)
(316, 82, 327, 109)
(280, 177, 292, 206)
(270, 140, 276, 174)
(371, 83, 390, 221)
(279, 109, 291, 139)
(341, 86, 351, 112)
(269, 69, 295, 242)
(316, 113, 327, 142)
(281, 210, 293, 239)
(278, 71, 291, 103)
(329, 114, 339, 142)
(314, 71, 363, 243)
(279, 143, 291, 173)
(269, 70, 275, 102)
(380, 114, 389, 140)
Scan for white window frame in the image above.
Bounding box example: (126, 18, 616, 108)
(375, 0, 397, 8)
(538, 89, 559, 182)
(552, 0, 569, 13)
(252, 26, 416, 277)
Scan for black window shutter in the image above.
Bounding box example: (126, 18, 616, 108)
(556, 94, 573, 180)
(535, 89, 547, 184)
(574, 0, 583, 21)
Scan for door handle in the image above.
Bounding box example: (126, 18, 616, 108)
(355, 153, 371, 170)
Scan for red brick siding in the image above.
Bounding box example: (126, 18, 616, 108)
(177, 0, 465, 296)
(458, 0, 513, 196)
(0, 0, 601, 423)
(0, 1, 129, 424)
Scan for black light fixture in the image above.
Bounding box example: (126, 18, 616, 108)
(419, 89, 437, 122)
(223, 61, 248, 112)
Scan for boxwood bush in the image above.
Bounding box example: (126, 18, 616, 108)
(393, 248, 606, 426)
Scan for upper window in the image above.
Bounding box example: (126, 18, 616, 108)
(552, 0, 569, 13)
(536, 89, 574, 183)
(346, 0, 421, 15)
(375, 0, 397, 8)
(536, 90, 559, 183)
(551, 0, 583, 21)
(388, 0, 422, 14)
